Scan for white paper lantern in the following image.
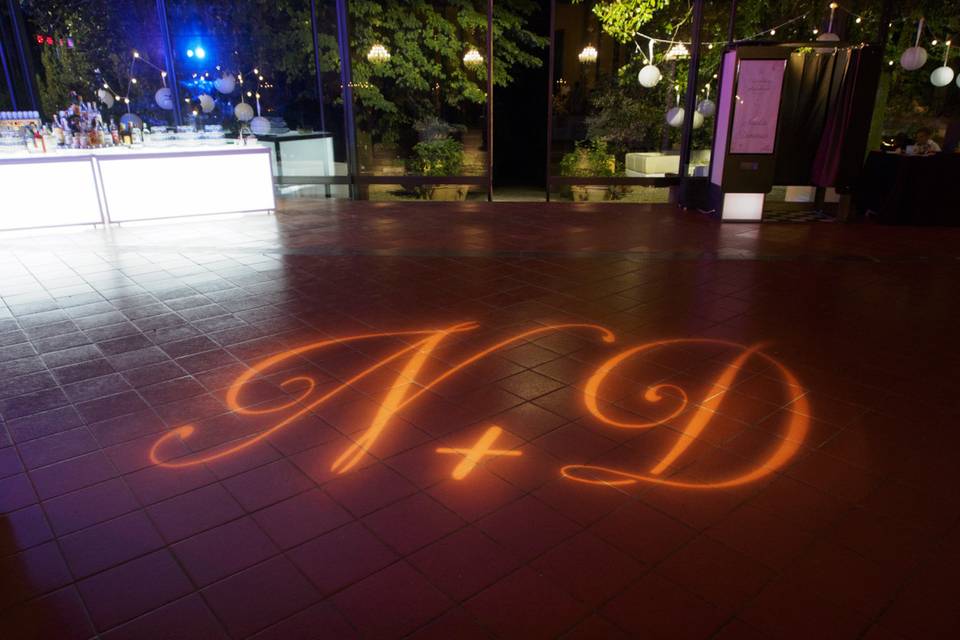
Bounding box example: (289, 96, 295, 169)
(691, 110, 705, 130)
(119, 113, 143, 129)
(97, 89, 114, 109)
(638, 64, 662, 88)
(155, 87, 174, 110)
(957, 72, 960, 88)
(198, 94, 216, 113)
(900, 46, 928, 71)
(214, 73, 236, 94)
(250, 116, 271, 136)
(930, 66, 955, 87)
(234, 102, 254, 122)
(696, 98, 715, 118)
(666, 107, 685, 128)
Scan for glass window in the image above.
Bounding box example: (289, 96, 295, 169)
(347, 0, 492, 201)
(549, 0, 702, 202)
(165, 0, 347, 197)
(22, 0, 162, 122)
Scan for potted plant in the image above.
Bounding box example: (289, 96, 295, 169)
(410, 136, 468, 200)
(559, 139, 617, 201)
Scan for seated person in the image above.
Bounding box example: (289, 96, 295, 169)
(905, 127, 941, 155)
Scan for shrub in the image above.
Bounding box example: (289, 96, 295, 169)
(410, 137, 465, 176)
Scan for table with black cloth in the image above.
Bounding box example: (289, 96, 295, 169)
(856, 151, 960, 225)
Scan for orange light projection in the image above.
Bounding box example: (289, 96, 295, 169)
(149, 322, 613, 471)
(562, 339, 809, 489)
(148, 323, 809, 492)
(437, 426, 522, 479)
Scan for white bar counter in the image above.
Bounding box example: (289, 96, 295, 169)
(0, 145, 275, 231)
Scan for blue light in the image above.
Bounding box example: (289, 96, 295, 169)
(186, 48, 194, 58)
(194, 47, 206, 59)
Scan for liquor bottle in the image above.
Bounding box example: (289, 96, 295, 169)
(42, 124, 57, 152)
(120, 122, 132, 146)
(110, 118, 120, 146)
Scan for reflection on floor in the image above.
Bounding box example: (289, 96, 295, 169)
(1, 201, 959, 639)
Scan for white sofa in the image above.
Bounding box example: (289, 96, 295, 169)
(625, 150, 712, 177)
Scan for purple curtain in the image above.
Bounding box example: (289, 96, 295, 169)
(811, 46, 882, 187)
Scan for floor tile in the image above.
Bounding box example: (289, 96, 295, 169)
(3, 203, 960, 638)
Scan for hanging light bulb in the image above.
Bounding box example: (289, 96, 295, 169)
(855, 17, 862, 24)
(367, 43, 391, 64)
(578, 45, 598, 64)
(463, 48, 483, 68)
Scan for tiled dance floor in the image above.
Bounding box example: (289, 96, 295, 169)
(1, 201, 959, 639)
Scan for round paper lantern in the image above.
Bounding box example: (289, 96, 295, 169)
(97, 89, 114, 109)
(666, 107, 685, 128)
(119, 113, 143, 129)
(638, 64, 662, 88)
(198, 94, 215, 113)
(930, 66, 955, 87)
(696, 98, 716, 118)
(234, 102, 254, 122)
(957, 73, 960, 88)
(214, 73, 236, 94)
(250, 116, 271, 136)
(692, 110, 705, 130)
(155, 87, 174, 110)
(900, 46, 928, 71)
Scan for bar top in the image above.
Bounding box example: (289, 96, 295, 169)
(0, 143, 270, 164)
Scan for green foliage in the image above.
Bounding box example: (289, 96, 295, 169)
(559, 139, 616, 177)
(410, 137, 465, 176)
(24, 0, 157, 118)
(579, 0, 960, 139)
(23, 0, 546, 139)
(585, 77, 663, 157)
(345, 0, 546, 142)
(576, 0, 672, 44)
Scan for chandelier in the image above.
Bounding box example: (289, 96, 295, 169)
(366, 44, 391, 64)
(664, 43, 690, 60)
(463, 48, 484, 68)
(578, 45, 598, 64)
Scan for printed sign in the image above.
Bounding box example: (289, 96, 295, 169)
(730, 59, 787, 154)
